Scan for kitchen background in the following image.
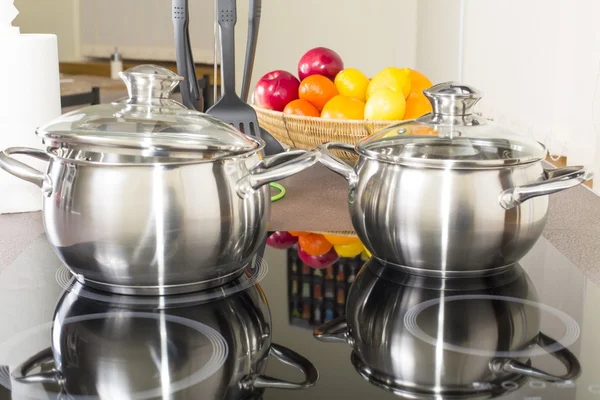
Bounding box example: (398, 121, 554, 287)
(14, 0, 600, 188)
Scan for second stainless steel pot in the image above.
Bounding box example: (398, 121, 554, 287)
(314, 258, 581, 398)
(318, 82, 591, 275)
(0, 65, 320, 295)
(12, 274, 319, 399)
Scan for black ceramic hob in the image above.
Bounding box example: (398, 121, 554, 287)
(0, 234, 598, 399)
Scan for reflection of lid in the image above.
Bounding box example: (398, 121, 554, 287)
(38, 65, 258, 162)
(357, 82, 547, 168)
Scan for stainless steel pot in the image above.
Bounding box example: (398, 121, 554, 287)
(0, 65, 319, 295)
(314, 259, 581, 398)
(318, 83, 592, 275)
(11, 275, 318, 399)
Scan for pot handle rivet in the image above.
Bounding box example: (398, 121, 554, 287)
(499, 166, 592, 209)
(236, 150, 320, 198)
(316, 142, 359, 190)
(242, 343, 319, 390)
(489, 332, 581, 382)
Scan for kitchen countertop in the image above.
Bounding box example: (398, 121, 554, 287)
(2, 163, 600, 284)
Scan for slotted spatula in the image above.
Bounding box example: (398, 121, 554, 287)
(206, 0, 263, 141)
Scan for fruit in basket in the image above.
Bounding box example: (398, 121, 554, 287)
(254, 70, 300, 112)
(404, 91, 433, 119)
(334, 68, 369, 102)
(322, 234, 362, 245)
(361, 248, 372, 259)
(283, 99, 320, 117)
(367, 67, 411, 100)
(364, 88, 406, 121)
(298, 47, 344, 81)
(298, 233, 333, 256)
(321, 95, 365, 120)
(298, 75, 339, 111)
(288, 230, 309, 237)
(408, 68, 433, 94)
(298, 246, 339, 269)
(266, 231, 298, 249)
(333, 242, 364, 258)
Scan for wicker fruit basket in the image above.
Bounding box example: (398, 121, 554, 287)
(253, 105, 400, 163)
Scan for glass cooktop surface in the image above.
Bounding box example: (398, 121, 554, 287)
(0, 234, 598, 399)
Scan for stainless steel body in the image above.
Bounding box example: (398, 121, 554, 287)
(314, 259, 581, 398)
(0, 145, 318, 295)
(317, 83, 591, 274)
(12, 277, 318, 399)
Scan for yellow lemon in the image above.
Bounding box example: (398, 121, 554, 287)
(334, 68, 369, 102)
(333, 242, 364, 258)
(364, 88, 406, 121)
(367, 67, 411, 100)
(361, 248, 372, 259)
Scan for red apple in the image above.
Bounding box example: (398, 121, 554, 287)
(298, 47, 344, 81)
(266, 231, 298, 249)
(298, 247, 339, 269)
(254, 70, 300, 111)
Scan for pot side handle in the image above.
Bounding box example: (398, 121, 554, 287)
(236, 150, 320, 198)
(499, 166, 592, 210)
(11, 347, 65, 385)
(490, 332, 582, 382)
(242, 343, 319, 390)
(313, 315, 350, 344)
(316, 142, 359, 190)
(0, 147, 53, 196)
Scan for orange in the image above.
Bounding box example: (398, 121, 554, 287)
(298, 233, 333, 256)
(321, 95, 365, 120)
(323, 234, 362, 245)
(283, 99, 320, 117)
(404, 91, 433, 120)
(298, 75, 338, 111)
(334, 68, 369, 101)
(408, 69, 433, 94)
(288, 231, 309, 237)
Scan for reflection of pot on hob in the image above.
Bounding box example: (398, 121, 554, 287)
(10, 274, 318, 399)
(315, 258, 581, 399)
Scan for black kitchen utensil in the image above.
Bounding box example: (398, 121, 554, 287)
(206, 0, 264, 139)
(241, 0, 285, 155)
(172, 0, 202, 111)
(241, 0, 261, 103)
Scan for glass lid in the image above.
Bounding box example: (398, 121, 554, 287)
(357, 82, 548, 168)
(37, 65, 258, 159)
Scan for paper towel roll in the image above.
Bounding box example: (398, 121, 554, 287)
(0, 33, 61, 214)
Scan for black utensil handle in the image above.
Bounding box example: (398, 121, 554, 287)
(217, 0, 237, 95)
(173, 0, 201, 110)
(241, 0, 261, 102)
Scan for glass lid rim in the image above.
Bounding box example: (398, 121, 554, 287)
(37, 128, 263, 155)
(355, 137, 548, 167)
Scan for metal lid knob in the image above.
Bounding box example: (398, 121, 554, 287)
(119, 64, 183, 103)
(424, 82, 483, 116)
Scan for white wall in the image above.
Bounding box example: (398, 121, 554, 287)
(241, 0, 419, 96)
(13, 0, 81, 61)
(415, 0, 461, 84)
